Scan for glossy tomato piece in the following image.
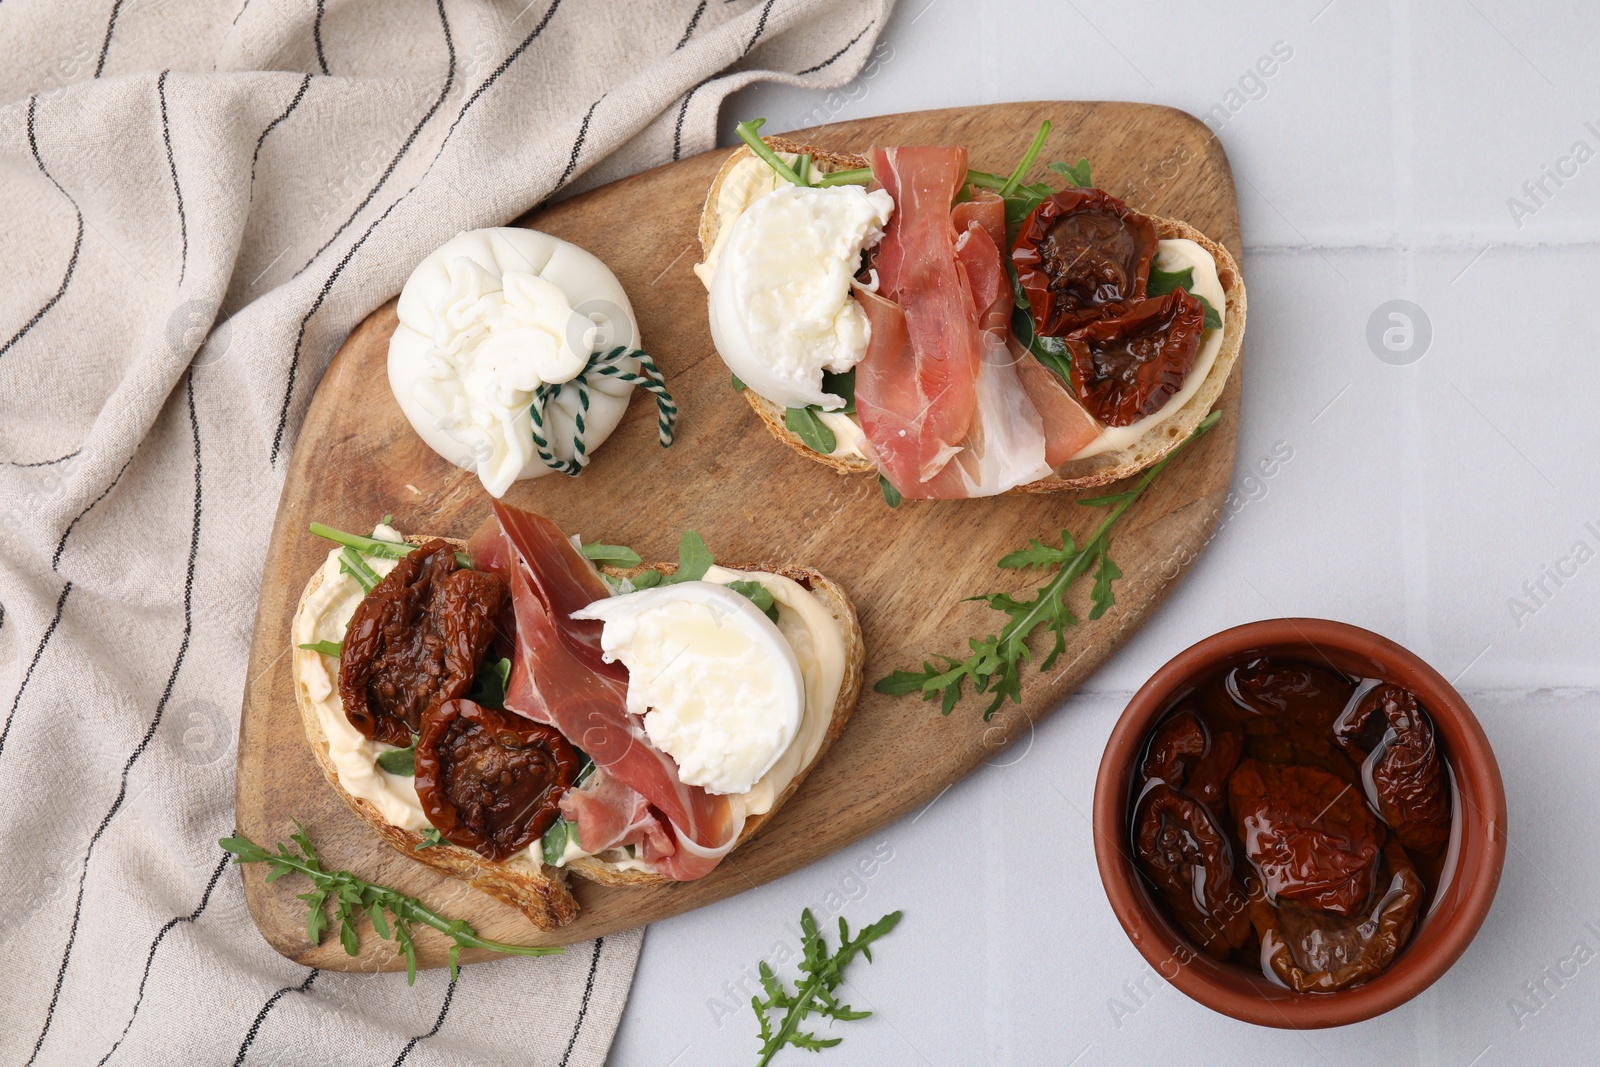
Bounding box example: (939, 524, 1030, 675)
(1134, 783, 1253, 959)
(1228, 760, 1383, 916)
(339, 539, 506, 746)
(1335, 684, 1452, 854)
(1141, 708, 1242, 811)
(415, 698, 581, 861)
(1011, 188, 1157, 335)
(1253, 840, 1424, 993)
(1064, 289, 1205, 427)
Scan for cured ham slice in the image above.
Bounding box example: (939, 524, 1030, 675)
(559, 770, 674, 859)
(1014, 346, 1102, 466)
(469, 501, 742, 879)
(859, 185, 1052, 498)
(864, 146, 981, 483)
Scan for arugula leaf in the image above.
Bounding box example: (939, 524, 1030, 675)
(727, 579, 780, 622)
(310, 522, 471, 570)
(752, 908, 903, 1066)
(339, 547, 381, 593)
(1049, 157, 1092, 187)
(1146, 265, 1195, 297)
(1146, 265, 1224, 329)
(821, 368, 856, 415)
(873, 412, 1222, 719)
(877, 475, 902, 509)
(662, 531, 714, 585)
(541, 819, 578, 866)
(414, 828, 447, 851)
(815, 166, 872, 188)
(376, 737, 416, 776)
(298, 639, 342, 657)
(784, 406, 837, 455)
(579, 542, 643, 567)
(631, 569, 663, 589)
(999, 120, 1052, 197)
(466, 656, 511, 710)
(1011, 305, 1074, 384)
(222, 824, 562, 984)
(731, 374, 746, 391)
(734, 118, 809, 187)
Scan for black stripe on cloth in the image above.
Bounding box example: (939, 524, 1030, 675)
(558, 938, 605, 1067)
(797, 20, 873, 75)
(24, 372, 203, 1067)
(157, 71, 188, 286)
(53, 452, 134, 571)
(441, 0, 562, 145)
(313, 0, 330, 75)
(232, 0, 253, 27)
(745, 0, 777, 52)
(390, 973, 462, 1066)
(251, 74, 313, 186)
(0, 581, 71, 764)
(96, 851, 232, 1066)
(675, 0, 707, 49)
(94, 0, 127, 78)
(5, 447, 81, 467)
(233, 970, 320, 1066)
(551, 95, 602, 195)
(2, 98, 86, 361)
(672, 76, 715, 160)
(298, 0, 455, 273)
(269, 0, 564, 466)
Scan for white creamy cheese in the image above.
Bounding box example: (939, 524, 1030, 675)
(388, 227, 642, 497)
(707, 183, 893, 411)
(572, 581, 804, 796)
(291, 531, 426, 830)
(1069, 237, 1228, 459)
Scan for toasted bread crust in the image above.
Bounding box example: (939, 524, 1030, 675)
(699, 138, 1246, 493)
(294, 536, 580, 930)
(296, 538, 865, 900)
(566, 560, 864, 887)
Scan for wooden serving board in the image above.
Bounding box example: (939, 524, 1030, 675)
(238, 101, 1243, 969)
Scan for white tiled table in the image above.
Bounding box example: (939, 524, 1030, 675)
(613, 3, 1600, 1062)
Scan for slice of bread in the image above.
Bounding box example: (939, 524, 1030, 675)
(698, 138, 1247, 492)
(294, 538, 864, 914)
(295, 535, 580, 931)
(563, 560, 864, 887)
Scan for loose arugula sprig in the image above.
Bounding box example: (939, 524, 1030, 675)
(221, 823, 562, 983)
(753, 908, 902, 1066)
(875, 412, 1221, 720)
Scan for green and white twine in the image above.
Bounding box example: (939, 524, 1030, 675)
(529, 345, 677, 476)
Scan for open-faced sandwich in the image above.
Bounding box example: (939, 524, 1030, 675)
(291, 501, 862, 929)
(695, 119, 1247, 499)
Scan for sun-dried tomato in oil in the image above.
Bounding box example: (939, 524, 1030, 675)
(338, 539, 505, 746)
(414, 698, 580, 861)
(1011, 188, 1157, 335)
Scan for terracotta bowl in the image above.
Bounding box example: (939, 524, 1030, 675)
(1093, 618, 1507, 1028)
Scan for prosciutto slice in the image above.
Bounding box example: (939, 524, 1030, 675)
(559, 769, 674, 859)
(469, 501, 742, 879)
(1015, 347, 1102, 466)
(862, 146, 982, 484)
(858, 185, 1053, 498)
